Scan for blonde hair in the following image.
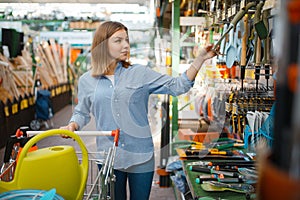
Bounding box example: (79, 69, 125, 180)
(91, 21, 131, 77)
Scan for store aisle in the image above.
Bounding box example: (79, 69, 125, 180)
(0, 104, 176, 200)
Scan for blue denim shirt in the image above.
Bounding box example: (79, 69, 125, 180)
(70, 62, 194, 169)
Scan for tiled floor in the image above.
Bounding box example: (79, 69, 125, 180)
(0, 104, 177, 200)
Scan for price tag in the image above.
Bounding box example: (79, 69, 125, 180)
(29, 97, 34, 106)
(240, 0, 245, 9)
(51, 89, 56, 97)
(245, 69, 255, 79)
(232, 104, 237, 114)
(56, 86, 62, 95)
(62, 85, 66, 93)
(20, 99, 28, 110)
(232, 4, 236, 15)
(227, 8, 232, 17)
(225, 102, 232, 112)
(222, 11, 226, 20)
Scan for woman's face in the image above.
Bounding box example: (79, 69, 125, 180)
(108, 29, 130, 61)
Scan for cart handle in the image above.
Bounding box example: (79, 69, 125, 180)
(112, 129, 120, 147)
(28, 129, 121, 146)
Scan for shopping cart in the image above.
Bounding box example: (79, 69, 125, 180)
(74, 129, 120, 200)
(0, 129, 119, 200)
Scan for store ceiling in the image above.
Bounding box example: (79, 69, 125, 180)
(0, 0, 147, 6)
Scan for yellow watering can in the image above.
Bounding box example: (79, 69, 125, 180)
(0, 129, 89, 200)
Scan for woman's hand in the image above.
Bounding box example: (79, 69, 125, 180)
(60, 122, 78, 138)
(187, 44, 218, 81)
(197, 44, 218, 60)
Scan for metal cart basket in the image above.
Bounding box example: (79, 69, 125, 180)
(0, 129, 120, 200)
(75, 130, 120, 200)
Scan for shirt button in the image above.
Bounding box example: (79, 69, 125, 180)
(116, 114, 120, 117)
(110, 85, 113, 88)
(121, 143, 125, 147)
(114, 99, 118, 102)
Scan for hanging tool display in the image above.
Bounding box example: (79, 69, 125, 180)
(213, 1, 256, 53)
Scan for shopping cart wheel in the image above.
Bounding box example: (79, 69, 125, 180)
(30, 120, 41, 131)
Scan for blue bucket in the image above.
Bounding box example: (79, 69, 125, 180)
(0, 189, 64, 200)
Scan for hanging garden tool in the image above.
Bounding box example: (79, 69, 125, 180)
(263, 9, 271, 90)
(254, 1, 267, 40)
(225, 24, 236, 68)
(240, 14, 249, 91)
(254, 34, 262, 91)
(236, 21, 243, 64)
(254, 2, 265, 91)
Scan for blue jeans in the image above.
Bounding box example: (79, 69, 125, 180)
(98, 156, 154, 200)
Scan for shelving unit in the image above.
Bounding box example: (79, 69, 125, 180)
(165, 0, 282, 199)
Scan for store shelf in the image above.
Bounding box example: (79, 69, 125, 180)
(0, 83, 72, 148)
(181, 160, 247, 200)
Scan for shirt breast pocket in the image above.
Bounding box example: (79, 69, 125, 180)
(125, 84, 145, 103)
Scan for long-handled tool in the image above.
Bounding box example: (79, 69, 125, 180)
(240, 14, 249, 91)
(254, 2, 265, 91)
(254, 34, 262, 91)
(254, 1, 267, 40)
(262, 10, 271, 90)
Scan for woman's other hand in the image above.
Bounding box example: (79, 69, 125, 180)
(60, 122, 78, 138)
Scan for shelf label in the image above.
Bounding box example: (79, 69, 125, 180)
(20, 99, 29, 110)
(51, 89, 56, 97)
(12, 104, 18, 115)
(56, 86, 62, 95)
(4, 106, 9, 117)
(29, 97, 34, 106)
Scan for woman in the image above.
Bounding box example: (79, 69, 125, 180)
(61, 21, 216, 200)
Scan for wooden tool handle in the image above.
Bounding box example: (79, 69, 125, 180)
(241, 15, 248, 66)
(256, 37, 262, 64)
